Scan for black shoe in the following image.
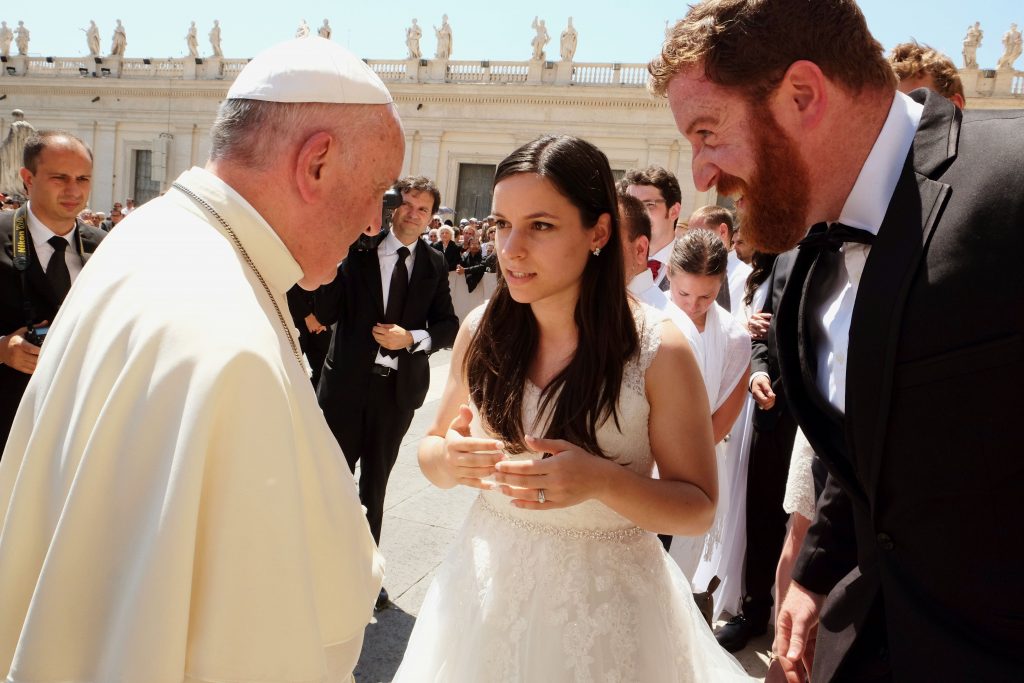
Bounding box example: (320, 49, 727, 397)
(715, 614, 766, 653)
(375, 587, 390, 612)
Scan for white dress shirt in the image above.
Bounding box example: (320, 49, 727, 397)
(375, 230, 431, 370)
(813, 91, 923, 414)
(26, 202, 84, 282)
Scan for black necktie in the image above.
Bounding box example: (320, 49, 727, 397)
(380, 246, 410, 358)
(46, 235, 72, 304)
(798, 222, 875, 252)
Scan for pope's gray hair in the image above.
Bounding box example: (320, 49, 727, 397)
(208, 99, 391, 169)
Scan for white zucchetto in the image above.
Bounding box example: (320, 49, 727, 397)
(227, 36, 392, 104)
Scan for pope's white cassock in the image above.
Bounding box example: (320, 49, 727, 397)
(0, 167, 383, 682)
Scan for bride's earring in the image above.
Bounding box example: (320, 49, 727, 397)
(592, 247, 602, 256)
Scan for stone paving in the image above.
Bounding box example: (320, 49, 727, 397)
(353, 350, 772, 682)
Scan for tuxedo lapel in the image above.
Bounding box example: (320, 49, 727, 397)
(777, 245, 863, 498)
(847, 90, 958, 499)
(78, 221, 101, 264)
(849, 170, 951, 499)
(402, 240, 435, 324)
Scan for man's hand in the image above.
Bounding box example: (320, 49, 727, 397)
(304, 313, 327, 334)
(748, 311, 772, 340)
(774, 580, 824, 677)
(373, 323, 414, 351)
(0, 325, 43, 375)
(751, 374, 776, 410)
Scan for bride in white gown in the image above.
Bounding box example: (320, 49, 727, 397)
(393, 135, 752, 682)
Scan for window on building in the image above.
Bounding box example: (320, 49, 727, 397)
(132, 150, 161, 206)
(454, 163, 496, 222)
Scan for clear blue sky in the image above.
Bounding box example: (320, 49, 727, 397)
(8, 1, 1021, 70)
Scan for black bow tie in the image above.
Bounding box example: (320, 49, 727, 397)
(798, 222, 876, 252)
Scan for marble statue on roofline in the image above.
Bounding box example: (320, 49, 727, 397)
(296, 20, 310, 39)
(0, 110, 36, 199)
(962, 22, 983, 69)
(560, 17, 577, 62)
(209, 20, 222, 58)
(110, 19, 127, 57)
(15, 21, 29, 56)
(996, 23, 1022, 71)
(406, 19, 422, 60)
(186, 21, 199, 58)
(434, 15, 452, 60)
(318, 19, 332, 40)
(84, 20, 101, 57)
(1, 22, 14, 58)
(531, 16, 549, 62)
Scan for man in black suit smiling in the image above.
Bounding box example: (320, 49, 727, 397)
(315, 175, 458, 609)
(653, 1, 1024, 680)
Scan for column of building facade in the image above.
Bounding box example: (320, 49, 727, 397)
(87, 121, 118, 213)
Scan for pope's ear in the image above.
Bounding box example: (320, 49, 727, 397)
(294, 131, 334, 203)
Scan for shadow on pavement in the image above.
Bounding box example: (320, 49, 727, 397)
(354, 605, 416, 683)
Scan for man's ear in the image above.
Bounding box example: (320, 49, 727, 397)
(771, 60, 829, 132)
(668, 202, 682, 223)
(294, 131, 335, 203)
(19, 167, 33, 194)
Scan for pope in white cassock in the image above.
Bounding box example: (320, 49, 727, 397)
(0, 38, 405, 682)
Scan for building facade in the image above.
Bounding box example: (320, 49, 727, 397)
(1, 52, 1021, 216)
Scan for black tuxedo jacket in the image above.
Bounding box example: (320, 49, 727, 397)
(750, 250, 797, 431)
(0, 212, 106, 445)
(432, 240, 462, 272)
(315, 232, 458, 412)
(779, 90, 1024, 681)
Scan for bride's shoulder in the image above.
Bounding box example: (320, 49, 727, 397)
(632, 303, 670, 372)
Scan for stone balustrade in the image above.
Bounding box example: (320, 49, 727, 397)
(1, 52, 1022, 98)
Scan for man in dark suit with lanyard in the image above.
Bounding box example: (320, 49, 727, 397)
(315, 175, 458, 609)
(0, 131, 105, 452)
(654, 1, 1024, 680)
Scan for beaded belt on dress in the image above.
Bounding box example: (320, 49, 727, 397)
(479, 495, 645, 541)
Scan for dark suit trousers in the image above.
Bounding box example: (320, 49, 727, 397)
(742, 406, 797, 625)
(326, 371, 414, 545)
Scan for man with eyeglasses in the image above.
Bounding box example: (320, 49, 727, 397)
(621, 166, 683, 291)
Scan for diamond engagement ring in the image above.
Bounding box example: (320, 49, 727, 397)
(537, 489, 546, 504)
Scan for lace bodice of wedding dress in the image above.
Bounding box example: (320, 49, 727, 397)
(471, 303, 663, 534)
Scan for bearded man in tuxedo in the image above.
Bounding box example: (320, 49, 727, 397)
(653, 1, 1023, 681)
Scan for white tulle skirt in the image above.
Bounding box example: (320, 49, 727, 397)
(393, 494, 753, 682)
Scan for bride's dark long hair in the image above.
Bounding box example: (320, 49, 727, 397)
(463, 135, 638, 458)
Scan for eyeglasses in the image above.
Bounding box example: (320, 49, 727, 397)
(641, 199, 666, 210)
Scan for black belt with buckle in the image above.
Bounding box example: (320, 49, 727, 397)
(371, 363, 394, 377)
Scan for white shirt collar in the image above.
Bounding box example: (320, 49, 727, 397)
(173, 167, 303, 293)
(381, 228, 418, 256)
(650, 241, 673, 264)
(627, 268, 654, 295)
(26, 202, 75, 249)
(836, 91, 923, 236)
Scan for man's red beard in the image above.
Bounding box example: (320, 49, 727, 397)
(717, 108, 811, 254)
